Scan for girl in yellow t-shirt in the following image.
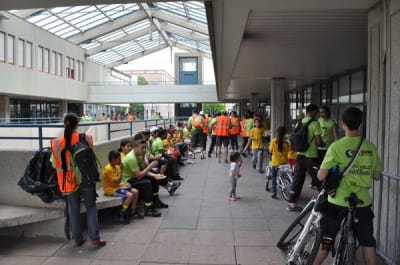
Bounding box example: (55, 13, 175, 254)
(268, 126, 290, 199)
(118, 139, 132, 161)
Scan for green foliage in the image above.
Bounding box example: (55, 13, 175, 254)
(137, 76, 148, 85)
(129, 104, 144, 119)
(202, 103, 226, 115)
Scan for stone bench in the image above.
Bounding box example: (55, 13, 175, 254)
(0, 189, 122, 237)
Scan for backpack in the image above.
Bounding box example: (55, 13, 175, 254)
(290, 119, 315, 152)
(62, 134, 100, 191)
(18, 147, 63, 203)
(193, 115, 203, 129)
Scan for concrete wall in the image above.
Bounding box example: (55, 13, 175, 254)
(0, 139, 121, 208)
(368, 1, 400, 263)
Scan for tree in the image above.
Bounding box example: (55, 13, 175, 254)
(137, 75, 148, 85)
(202, 103, 226, 115)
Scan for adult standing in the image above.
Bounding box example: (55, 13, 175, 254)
(318, 106, 339, 162)
(50, 113, 106, 247)
(286, 104, 322, 211)
(207, 112, 219, 158)
(215, 110, 230, 163)
(229, 111, 240, 152)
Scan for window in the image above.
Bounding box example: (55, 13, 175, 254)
(7, 35, 15, 64)
(25, 42, 32, 68)
(0, 32, 5, 62)
(71, 58, 75, 79)
(56, 53, 62, 76)
(50, 51, 56, 74)
(43, 48, 49, 73)
(38, 46, 43, 71)
(66, 56, 71, 78)
(17, 39, 24, 67)
(80, 61, 84, 81)
(75, 59, 80, 80)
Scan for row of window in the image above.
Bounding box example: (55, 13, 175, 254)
(0, 31, 84, 81)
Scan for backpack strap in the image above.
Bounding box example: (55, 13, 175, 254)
(342, 137, 365, 176)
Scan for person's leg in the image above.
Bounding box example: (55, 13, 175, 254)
(271, 167, 278, 196)
(233, 134, 239, 151)
(80, 187, 102, 243)
(145, 176, 168, 209)
(228, 177, 237, 199)
(307, 158, 321, 189)
(256, 149, 264, 172)
(362, 247, 376, 265)
(128, 177, 160, 216)
(223, 137, 229, 162)
(312, 247, 330, 265)
(252, 149, 257, 168)
(216, 136, 222, 162)
(208, 135, 216, 157)
(288, 155, 307, 205)
(66, 190, 84, 245)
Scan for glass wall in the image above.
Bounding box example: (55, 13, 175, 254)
(285, 68, 366, 135)
(9, 98, 59, 123)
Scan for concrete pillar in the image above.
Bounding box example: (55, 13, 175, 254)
(0, 95, 10, 121)
(270, 78, 285, 138)
(250, 93, 259, 113)
(239, 99, 247, 118)
(58, 101, 68, 117)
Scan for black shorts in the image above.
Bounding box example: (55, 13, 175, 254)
(191, 129, 203, 147)
(320, 203, 376, 247)
(216, 136, 229, 147)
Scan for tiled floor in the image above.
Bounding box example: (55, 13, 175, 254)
(0, 151, 386, 265)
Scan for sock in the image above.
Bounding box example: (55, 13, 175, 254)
(121, 204, 129, 212)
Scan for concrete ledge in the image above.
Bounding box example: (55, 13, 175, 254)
(0, 205, 64, 228)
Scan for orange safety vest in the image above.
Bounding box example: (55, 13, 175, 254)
(240, 119, 247, 137)
(50, 132, 94, 194)
(203, 117, 209, 134)
(215, 115, 230, 136)
(230, 117, 240, 135)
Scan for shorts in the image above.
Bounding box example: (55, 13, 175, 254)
(191, 129, 204, 147)
(216, 136, 229, 147)
(320, 203, 376, 247)
(113, 188, 131, 197)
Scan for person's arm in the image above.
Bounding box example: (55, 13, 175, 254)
(315, 135, 322, 147)
(132, 160, 158, 179)
(333, 123, 339, 140)
(317, 168, 329, 181)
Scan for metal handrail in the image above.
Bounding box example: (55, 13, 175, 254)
(0, 118, 187, 150)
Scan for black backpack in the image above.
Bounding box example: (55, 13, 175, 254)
(66, 134, 100, 187)
(18, 147, 63, 203)
(290, 119, 315, 152)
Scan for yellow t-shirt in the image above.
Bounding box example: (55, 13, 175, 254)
(269, 138, 289, 166)
(163, 139, 174, 150)
(102, 163, 128, 196)
(250, 127, 264, 149)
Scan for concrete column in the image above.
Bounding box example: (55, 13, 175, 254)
(0, 95, 10, 121)
(250, 93, 259, 112)
(239, 99, 247, 117)
(58, 101, 68, 117)
(270, 78, 285, 138)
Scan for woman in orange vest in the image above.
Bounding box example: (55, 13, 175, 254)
(239, 113, 249, 156)
(229, 111, 240, 152)
(50, 113, 106, 247)
(215, 111, 230, 163)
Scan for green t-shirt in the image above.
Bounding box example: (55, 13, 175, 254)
(318, 118, 336, 148)
(182, 127, 189, 138)
(152, 137, 164, 155)
(320, 136, 382, 207)
(245, 118, 254, 137)
(121, 150, 144, 182)
(209, 117, 217, 135)
(298, 116, 321, 158)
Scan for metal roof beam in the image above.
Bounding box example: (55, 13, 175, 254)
(106, 43, 168, 68)
(152, 9, 208, 35)
(161, 22, 209, 45)
(174, 42, 211, 59)
(86, 26, 153, 56)
(11, 9, 44, 19)
(138, 3, 173, 48)
(67, 10, 147, 44)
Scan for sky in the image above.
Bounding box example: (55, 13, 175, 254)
(115, 47, 215, 83)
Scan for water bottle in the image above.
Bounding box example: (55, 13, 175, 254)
(326, 165, 340, 196)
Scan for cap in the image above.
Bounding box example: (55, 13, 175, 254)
(150, 126, 159, 133)
(199, 111, 204, 115)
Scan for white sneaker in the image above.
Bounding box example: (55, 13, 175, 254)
(186, 160, 196, 164)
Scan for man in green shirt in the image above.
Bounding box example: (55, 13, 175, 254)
(207, 112, 219, 157)
(287, 104, 322, 211)
(313, 107, 382, 265)
(318, 106, 338, 161)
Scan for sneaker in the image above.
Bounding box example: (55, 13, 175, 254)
(154, 199, 168, 208)
(168, 182, 181, 196)
(92, 240, 106, 247)
(259, 169, 265, 174)
(131, 210, 144, 219)
(228, 196, 237, 201)
(241, 152, 247, 158)
(171, 176, 184, 181)
(208, 153, 211, 158)
(144, 206, 162, 217)
(233, 195, 241, 200)
(186, 160, 195, 164)
(286, 203, 302, 212)
(271, 193, 278, 199)
(200, 155, 206, 159)
(119, 211, 130, 224)
(224, 159, 229, 163)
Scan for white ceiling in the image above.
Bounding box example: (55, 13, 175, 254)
(207, 0, 378, 101)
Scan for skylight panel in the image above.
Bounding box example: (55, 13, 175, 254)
(59, 29, 81, 39)
(78, 17, 110, 31)
(124, 19, 150, 33)
(35, 16, 59, 27)
(97, 30, 126, 43)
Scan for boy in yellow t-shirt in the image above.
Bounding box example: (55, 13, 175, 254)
(244, 119, 265, 173)
(102, 150, 142, 224)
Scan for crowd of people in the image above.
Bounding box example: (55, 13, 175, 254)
(53, 105, 382, 265)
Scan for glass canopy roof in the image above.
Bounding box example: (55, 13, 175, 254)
(10, 1, 210, 67)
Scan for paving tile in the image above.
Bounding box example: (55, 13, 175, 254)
(40, 256, 92, 265)
(141, 242, 191, 264)
(234, 230, 275, 246)
(232, 218, 269, 231)
(235, 246, 285, 265)
(0, 236, 65, 256)
(0, 255, 47, 265)
(189, 245, 235, 264)
(192, 230, 234, 246)
(165, 206, 201, 217)
(153, 229, 196, 244)
(197, 217, 232, 231)
(160, 215, 198, 229)
(199, 206, 231, 218)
